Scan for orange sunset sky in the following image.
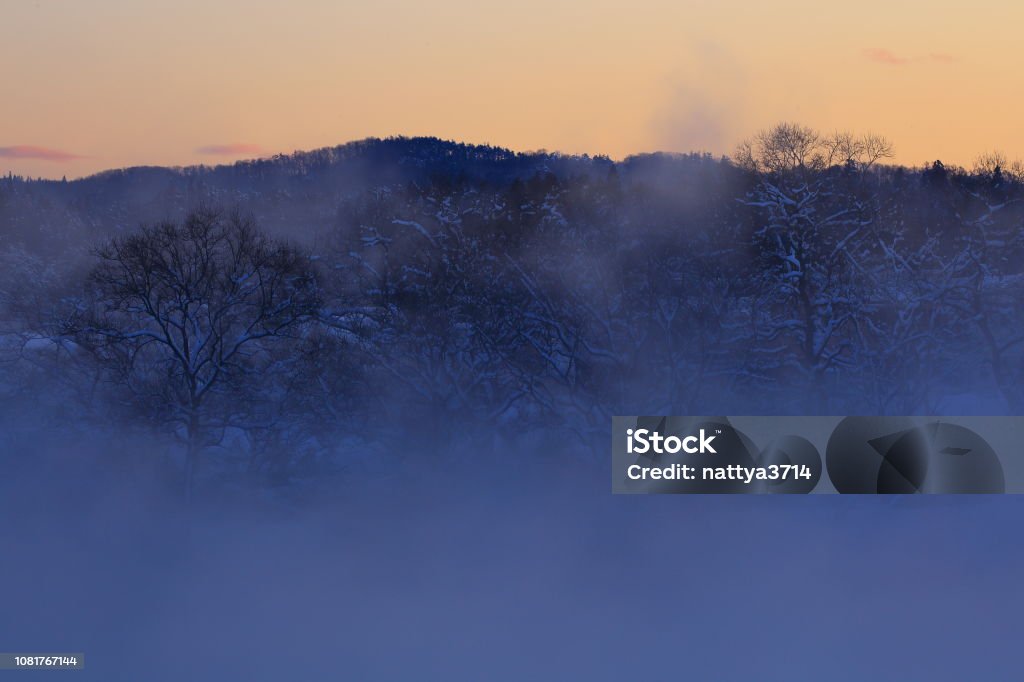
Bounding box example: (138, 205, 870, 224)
(2, 0, 1022, 179)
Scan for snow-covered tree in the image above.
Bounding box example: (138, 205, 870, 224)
(737, 124, 894, 408)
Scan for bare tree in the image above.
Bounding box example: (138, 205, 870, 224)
(735, 122, 823, 174)
(736, 123, 893, 175)
(823, 131, 894, 170)
(973, 151, 1024, 183)
(65, 208, 321, 498)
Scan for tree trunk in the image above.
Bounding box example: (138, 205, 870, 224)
(184, 411, 200, 502)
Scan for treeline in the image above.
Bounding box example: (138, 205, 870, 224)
(2, 127, 1024, 494)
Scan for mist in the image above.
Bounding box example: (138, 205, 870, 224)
(3, 435, 1022, 680)
(4, 134, 1024, 679)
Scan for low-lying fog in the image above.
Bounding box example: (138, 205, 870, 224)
(3, 441, 1020, 682)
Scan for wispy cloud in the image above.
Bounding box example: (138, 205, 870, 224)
(863, 48, 909, 65)
(863, 48, 955, 66)
(196, 143, 263, 156)
(0, 145, 83, 161)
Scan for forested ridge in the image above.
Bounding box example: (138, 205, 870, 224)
(3, 126, 1024, 495)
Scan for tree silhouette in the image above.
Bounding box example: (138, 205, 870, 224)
(65, 208, 321, 498)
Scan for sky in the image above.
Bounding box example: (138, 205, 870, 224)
(2, 0, 1023, 178)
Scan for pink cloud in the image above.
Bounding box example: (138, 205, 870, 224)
(0, 145, 83, 162)
(863, 48, 910, 65)
(196, 143, 263, 156)
(863, 48, 955, 66)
